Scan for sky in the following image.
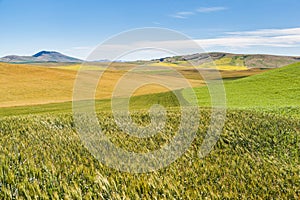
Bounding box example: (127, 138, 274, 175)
(0, 0, 300, 60)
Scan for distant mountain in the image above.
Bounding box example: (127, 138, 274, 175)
(155, 52, 300, 69)
(1, 51, 300, 68)
(0, 51, 82, 63)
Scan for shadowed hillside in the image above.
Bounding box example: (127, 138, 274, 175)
(154, 52, 300, 69)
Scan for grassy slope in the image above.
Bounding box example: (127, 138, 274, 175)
(124, 62, 300, 117)
(222, 62, 300, 108)
(0, 62, 298, 117)
(182, 62, 300, 109)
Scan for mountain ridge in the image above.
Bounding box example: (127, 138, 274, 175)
(0, 51, 82, 63)
(154, 52, 300, 69)
(1, 51, 300, 69)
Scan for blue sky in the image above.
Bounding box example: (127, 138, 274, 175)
(0, 0, 300, 60)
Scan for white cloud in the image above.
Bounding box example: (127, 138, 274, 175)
(197, 7, 227, 13)
(62, 27, 300, 61)
(198, 27, 300, 48)
(170, 15, 188, 19)
(170, 6, 227, 19)
(152, 21, 162, 25)
(103, 27, 300, 49)
(170, 11, 195, 19)
(226, 27, 300, 37)
(177, 11, 194, 16)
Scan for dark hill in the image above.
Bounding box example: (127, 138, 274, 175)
(0, 51, 82, 63)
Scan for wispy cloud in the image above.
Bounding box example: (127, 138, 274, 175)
(177, 11, 194, 16)
(170, 11, 195, 19)
(195, 27, 300, 48)
(152, 21, 162, 25)
(170, 6, 227, 19)
(226, 27, 300, 37)
(197, 7, 227, 13)
(170, 15, 187, 19)
(87, 27, 300, 60)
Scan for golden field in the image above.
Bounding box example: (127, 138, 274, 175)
(0, 63, 204, 107)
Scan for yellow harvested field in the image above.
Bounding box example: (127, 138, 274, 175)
(216, 65, 248, 71)
(57, 60, 248, 72)
(54, 62, 140, 71)
(214, 58, 234, 65)
(149, 61, 192, 67)
(197, 57, 247, 70)
(0, 63, 203, 107)
(149, 62, 184, 67)
(54, 64, 106, 71)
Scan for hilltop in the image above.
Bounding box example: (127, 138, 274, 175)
(0, 51, 82, 63)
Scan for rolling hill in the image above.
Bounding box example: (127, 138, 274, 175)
(122, 62, 300, 115)
(0, 62, 299, 118)
(130, 62, 300, 109)
(0, 62, 204, 108)
(154, 52, 300, 69)
(222, 62, 300, 107)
